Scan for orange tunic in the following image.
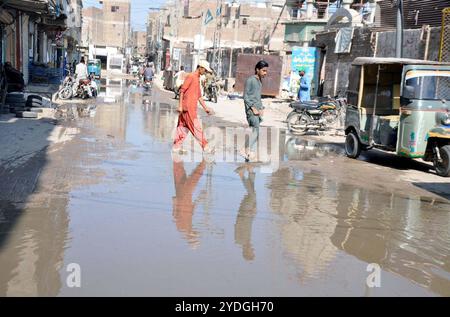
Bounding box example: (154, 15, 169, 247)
(179, 72, 201, 115)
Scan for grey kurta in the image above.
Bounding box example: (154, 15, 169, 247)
(243, 75, 264, 128)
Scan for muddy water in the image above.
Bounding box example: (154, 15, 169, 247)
(0, 83, 449, 296)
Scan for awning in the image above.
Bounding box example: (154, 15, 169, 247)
(3, 0, 50, 15)
(0, 9, 14, 25)
(39, 16, 67, 31)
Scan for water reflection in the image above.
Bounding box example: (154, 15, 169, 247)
(269, 165, 450, 295)
(269, 168, 338, 281)
(331, 185, 450, 295)
(234, 164, 258, 261)
(172, 160, 207, 249)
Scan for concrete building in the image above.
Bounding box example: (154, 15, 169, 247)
(81, 0, 131, 51)
(101, 0, 131, 50)
(1, 0, 83, 86)
(312, 0, 448, 97)
(81, 6, 104, 48)
(132, 31, 147, 57)
(150, 0, 288, 77)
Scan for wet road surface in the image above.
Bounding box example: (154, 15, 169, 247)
(0, 81, 449, 296)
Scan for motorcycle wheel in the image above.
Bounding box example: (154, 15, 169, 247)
(321, 109, 338, 127)
(58, 86, 72, 100)
(212, 91, 217, 103)
(287, 111, 311, 134)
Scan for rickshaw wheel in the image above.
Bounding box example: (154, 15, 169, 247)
(345, 131, 361, 159)
(434, 145, 450, 177)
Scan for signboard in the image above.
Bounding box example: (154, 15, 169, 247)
(204, 9, 213, 25)
(289, 46, 318, 97)
(216, 6, 222, 17)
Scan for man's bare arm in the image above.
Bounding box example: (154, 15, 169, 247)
(199, 97, 211, 114)
(178, 92, 184, 112)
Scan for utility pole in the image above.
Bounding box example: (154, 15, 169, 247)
(394, 0, 403, 58)
(212, 0, 223, 77)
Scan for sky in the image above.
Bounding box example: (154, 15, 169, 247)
(82, 0, 166, 31)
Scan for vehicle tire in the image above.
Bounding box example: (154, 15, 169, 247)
(345, 131, 362, 159)
(6, 97, 26, 104)
(7, 102, 26, 108)
(26, 101, 43, 108)
(58, 87, 72, 100)
(6, 93, 25, 102)
(27, 95, 43, 102)
(16, 111, 38, 118)
(27, 97, 43, 104)
(213, 91, 217, 103)
(434, 145, 450, 177)
(287, 111, 311, 134)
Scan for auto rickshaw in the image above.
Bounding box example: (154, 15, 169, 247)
(87, 59, 101, 79)
(344, 57, 450, 176)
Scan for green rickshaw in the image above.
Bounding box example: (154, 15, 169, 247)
(344, 57, 450, 176)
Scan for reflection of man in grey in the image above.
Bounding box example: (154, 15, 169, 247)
(234, 164, 257, 261)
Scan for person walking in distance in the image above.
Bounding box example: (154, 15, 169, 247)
(241, 60, 269, 162)
(173, 60, 214, 154)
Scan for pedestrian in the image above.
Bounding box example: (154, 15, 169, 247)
(297, 69, 311, 102)
(240, 60, 269, 162)
(172, 60, 214, 154)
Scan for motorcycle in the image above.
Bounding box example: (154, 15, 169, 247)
(143, 76, 153, 90)
(57, 73, 97, 100)
(58, 74, 75, 100)
(205, 80, 218, 103)
(286, 95, 347, 134)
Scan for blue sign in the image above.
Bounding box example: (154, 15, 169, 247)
(204, 9, 214, 25)
(290, 46, 318, 96)
(216, 6, 222, 17)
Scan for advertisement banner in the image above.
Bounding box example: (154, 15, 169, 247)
(289, 46, 318, 97)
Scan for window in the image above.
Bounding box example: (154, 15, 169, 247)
(404, 71, 450, 100)
(111, 6, 119, 12)
(242, 18, 247, 25)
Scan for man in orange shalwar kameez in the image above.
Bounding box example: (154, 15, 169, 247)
(173, 60, 214, 154)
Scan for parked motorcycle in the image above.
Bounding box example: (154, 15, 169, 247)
(205, 80, 218, 103)
(57, 73, 97, 100)
(286, 95, 347, 134)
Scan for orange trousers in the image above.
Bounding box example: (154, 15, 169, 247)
(173, 111, 208, 149)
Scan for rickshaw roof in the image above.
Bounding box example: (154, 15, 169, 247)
(352, 57, 450, 66)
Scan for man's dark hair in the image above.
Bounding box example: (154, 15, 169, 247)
(180, 66, 184, 71)
(80, 57, 85, 64)
(255, 60, 269, 73)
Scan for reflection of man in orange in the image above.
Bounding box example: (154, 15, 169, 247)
(173, 60, 214, 153)
(172, 160, 206, 248)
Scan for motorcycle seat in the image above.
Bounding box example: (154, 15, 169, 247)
(291, 101, 320, 110)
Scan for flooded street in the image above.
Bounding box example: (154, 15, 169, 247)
(1, 81, 449, 296)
